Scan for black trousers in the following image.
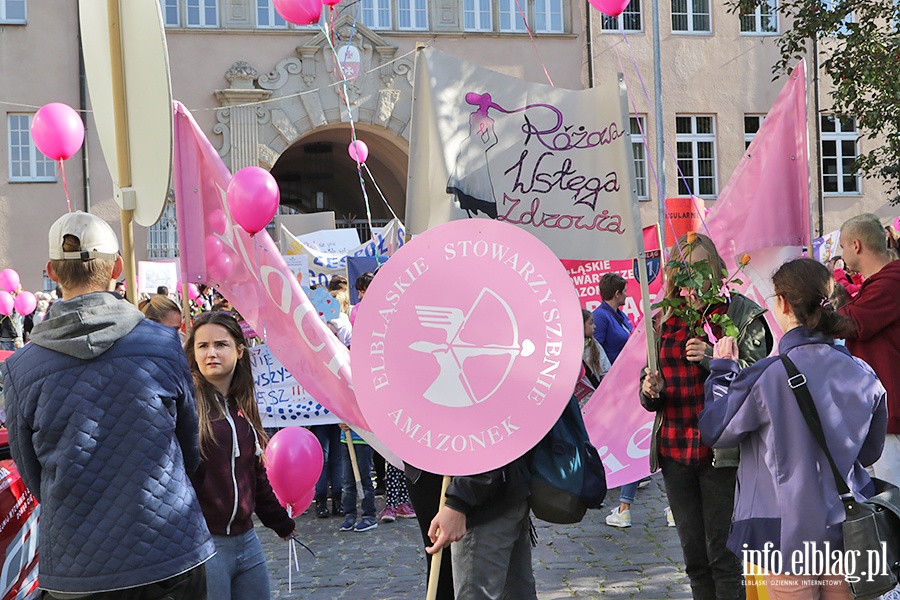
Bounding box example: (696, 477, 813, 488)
(660, 456, 743, 600)
(42, 564, 207, 600)
(406, 469, 455, 600)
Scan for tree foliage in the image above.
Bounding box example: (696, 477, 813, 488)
(733, 0, 900, 203)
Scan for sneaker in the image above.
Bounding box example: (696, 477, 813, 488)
(379, 506, 397, 523)
(637, 477, 651, 489)
(339, 515, 356, 531)
(665, 506, 676, 528)
(354, 517, 378, 532)
(396, 502, 417, 519)
(605, 507, 632, 528)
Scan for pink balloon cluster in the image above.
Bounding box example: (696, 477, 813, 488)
(273, 0, 323, 25)
(0, 269, 20, 294)
(14, 292, 37, 316)
(225, 167, 280, 236)
(31, 103, 85, 161)
(587, 0, 631, 17)
(265, 427, 324, 518)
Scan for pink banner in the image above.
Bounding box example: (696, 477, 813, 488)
(584, 62, 809, 489)
(172, 102, 367, 429)
(562, 225, 662, 323)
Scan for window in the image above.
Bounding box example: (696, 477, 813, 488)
(148, 201, 179, 259)
(8, 114, 57, 183)
(186, 0, 217, 27)
(821, 115, 860, 195)
(630, 116, 649, 199)
(159, 0, 179, 26)
(534, 0, 563, 32)
(0, 0, 26, 24)
(823, 0, 854, 36)
(676, 115, 717, 197)
(398, 0, 428, 29)
(672, 0, 710, 32)
(499, 0, 528, 32)
(361, 0, 391, 29)
(744, 114, 765, 149)
(740, 0, 776, 33)
(257, 0, 287, 28)
(601, 0, 642, 32)
(464, 0, 492, 31)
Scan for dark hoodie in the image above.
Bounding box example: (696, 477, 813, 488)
(841, 260, 900, 432)
(2, 292, 214, 594)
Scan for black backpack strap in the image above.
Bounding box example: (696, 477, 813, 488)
(600, 303, 628, 329)
(582, 360, 601, 388)
(780, 354, 852, 498)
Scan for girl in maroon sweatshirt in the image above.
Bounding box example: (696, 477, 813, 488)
(185, 311, 295, 599)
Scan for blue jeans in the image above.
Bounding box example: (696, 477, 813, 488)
(341, 442, 376, 518)
(619, 481, 638, 505)
(205, 529, 270, 600)
(0, 341, 15, 351)
(312, 424, 343, 498)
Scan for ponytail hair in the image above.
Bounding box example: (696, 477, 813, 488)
(771, 258, 855, 338)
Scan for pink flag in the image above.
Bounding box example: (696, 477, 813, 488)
(173, 102, 368, 430)
(584, 62, 809, 488)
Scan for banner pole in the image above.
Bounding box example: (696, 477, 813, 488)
(346, 436, 364, 498)
(426, 475, 452, 600)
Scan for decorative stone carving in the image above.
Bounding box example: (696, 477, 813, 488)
(215, 61, 274, 170)
(270, 108, 299, 144)
(300, 91, 328, 128)
(258, 144, 280, 169)
(225, 61, 260, 90)
(259, 57, 303, 91)
(375, 89, 402, 128)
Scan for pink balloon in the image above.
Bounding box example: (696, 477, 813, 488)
(265, 427, 324, 506)
(187, 284, 201, 302)
(208, 253, 233, 282)
(226, 167, 280, 235)
(273, 0, 322, 25)
(348, 140, 368, 164)
(207, 209, 228, 236)
(205, 235, 224, 259)
(13, 292, 36, 316)
(0, 291, 13, 316)
(588, 0, 631, 17)
(0, 269, 20, 294)
(31, 103, 85, 161)
(322, 0, 341, 5)
(894, 216, 900, 231)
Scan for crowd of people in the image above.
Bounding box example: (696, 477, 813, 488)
(0, 209, 898, 599)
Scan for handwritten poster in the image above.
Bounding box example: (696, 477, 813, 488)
(406, 47, 639, 261)
(137, 260, 179, 295)
(250, 345, 338, 427)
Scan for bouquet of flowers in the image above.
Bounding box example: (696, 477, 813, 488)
(652, 231, 751, 340)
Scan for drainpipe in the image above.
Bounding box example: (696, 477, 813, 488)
(76, 0, 91, 212)
(812, 37, 824, 237)
(585, 0, 595, 88)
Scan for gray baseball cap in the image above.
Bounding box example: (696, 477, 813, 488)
(48, 211, 119, 261)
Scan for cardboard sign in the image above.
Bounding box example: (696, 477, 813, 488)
(137, 260, 179, 295)
(295, 228, 361, 254)
(250, 345, 338, 427)
(352, 219, 583, 475)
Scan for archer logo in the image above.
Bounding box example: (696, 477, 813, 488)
(409, 288, 535, 408)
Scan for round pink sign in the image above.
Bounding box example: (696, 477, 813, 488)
(351, 219, 583, 476)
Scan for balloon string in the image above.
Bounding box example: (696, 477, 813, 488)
(59, 159, 72, 212)
(362, 163, 398, 221)
(513, 0, 554, 87)
(288, 538, 293, 593)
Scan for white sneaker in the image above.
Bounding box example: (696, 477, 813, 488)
(605, 507, 632, 528)
(665, 506, 676, 527)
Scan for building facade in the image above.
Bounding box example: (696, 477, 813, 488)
(0, 0, 888, 291)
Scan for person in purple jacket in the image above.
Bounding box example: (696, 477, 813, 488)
(185, 311, 296, 600)
(699, 258, 887, 599)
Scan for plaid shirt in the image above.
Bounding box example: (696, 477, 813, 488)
(657, 310, 724, 465)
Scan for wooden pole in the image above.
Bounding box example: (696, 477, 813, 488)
(107, 0, 137, 305)
(346, 437, 363, 497)
(181, 282, 191, 327)
(425, 475, 452, 600)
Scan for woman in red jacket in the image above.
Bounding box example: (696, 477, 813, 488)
(185, 311, 295, 599)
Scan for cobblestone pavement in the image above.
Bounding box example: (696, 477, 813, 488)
(260, 474, 694, 599)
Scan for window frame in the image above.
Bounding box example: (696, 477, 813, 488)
(397, 0, 428, 30)
(671, 0, 711, 34)
(630, 116, 649, 200)
(498, 0, 528, 32)
(740, 0, 777, 35)
(463, 0, 493, 31)
(185, 0, 218, 28)
(743, 114, 766, 149)
(820, 115, 861, 196)
(8, 113, 58, 183)
(361, 0, 392, 29)
(600, 0, 642, 32)
(0, 0, 26, 24)
(147, 200, 180, 259)
(675, 114, 718, 198)
(534, 0, 564, 33)
(159, 0, 179, 27)
(257, 0, 288, 28)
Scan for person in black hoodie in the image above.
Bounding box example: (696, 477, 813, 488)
(184, 311, 295, 600)
(425, 457, 535, 599)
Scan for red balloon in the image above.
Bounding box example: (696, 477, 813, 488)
(265, 427, 324, 506)
(272, 0, 322, 25)
(588, 0, 631, 17)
